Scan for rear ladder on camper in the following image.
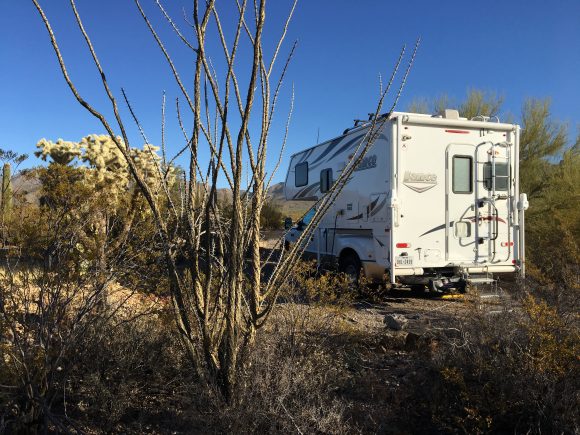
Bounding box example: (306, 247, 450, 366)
(473, 141, 513, 264)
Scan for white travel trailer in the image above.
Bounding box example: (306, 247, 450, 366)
(284, 110, 529, 292)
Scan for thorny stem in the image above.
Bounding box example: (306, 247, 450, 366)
(31, 0, 419, 401)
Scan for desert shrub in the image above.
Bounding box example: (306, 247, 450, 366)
(405, 290, 579, 434)
(214, 313, 352, 434)
(260, 200, 284, 230)
(7, 164, 167, 295)
(280, 259, 356, 305)
(11, 165, 97, 271)
(0, 256, 360, 434)
(520, 114, 579, 311)
(525, 160, 579, 305)
(0, 265, 109, 432)
(177, 263, 385, 433)
(0, 260, 179, 433)
(111, 207, 169, 296)
(65, 307, 188, 433)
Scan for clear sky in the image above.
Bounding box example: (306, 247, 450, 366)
(1, 0, 579, 185)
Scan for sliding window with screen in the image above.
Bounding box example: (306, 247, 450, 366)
(452, 155, 473, 194)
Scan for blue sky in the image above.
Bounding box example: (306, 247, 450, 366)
(1, 0, 579, 185)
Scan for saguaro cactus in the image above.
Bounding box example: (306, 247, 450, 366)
(1, 163, 11, 219)
(0, 163, 11, 246)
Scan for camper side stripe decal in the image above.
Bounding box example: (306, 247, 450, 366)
(293, 182, 320, 199)
(419, 216, 507, 237)
(325, 133, 366, 164)
(298, 148, 314, 163)
(370, 198, 387, 217)
(419, 222, 452, 237)
(310, 133, 366, 171)
(309, 137, 343, 165)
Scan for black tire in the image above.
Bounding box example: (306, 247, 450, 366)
(339, 252, 361, 284)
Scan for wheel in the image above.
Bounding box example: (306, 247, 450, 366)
(339, 252, 361, 284)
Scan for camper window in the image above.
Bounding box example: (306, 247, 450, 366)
(320, 168, 333, 193)
(295, 162, 308, 187)
(452, 156, 473, 193)
(483, 162, 509, 191)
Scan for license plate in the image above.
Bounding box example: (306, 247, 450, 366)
(395, 256, 413, 266)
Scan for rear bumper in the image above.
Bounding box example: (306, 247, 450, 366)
(394, 264, 518, 275)
(459, 265, 519, 274)
(362, 264, 519, 281)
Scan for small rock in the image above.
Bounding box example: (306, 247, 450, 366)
(384, 313, 408, 331)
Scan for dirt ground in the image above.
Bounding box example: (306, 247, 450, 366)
(259, 230, 286, 250)
(268, 287, 516, 433)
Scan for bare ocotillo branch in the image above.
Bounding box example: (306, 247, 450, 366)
(31, 0, 419, 401)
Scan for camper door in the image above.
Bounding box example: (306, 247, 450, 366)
(446, 142, 513, 264)
(446, 144, 477, 262)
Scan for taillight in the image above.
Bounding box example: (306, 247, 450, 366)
(501, 242, 514, 247)
(396, 243, 410, 248)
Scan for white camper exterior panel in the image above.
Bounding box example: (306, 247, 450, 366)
(284, 112, 525, 290)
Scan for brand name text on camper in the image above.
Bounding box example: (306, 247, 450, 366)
(403, 171, 437, 183)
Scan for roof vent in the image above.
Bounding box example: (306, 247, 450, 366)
(444, 109, 460, 120)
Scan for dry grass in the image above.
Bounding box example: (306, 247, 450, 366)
(2, 263, 578, 433)
(399, 287, 580, 434)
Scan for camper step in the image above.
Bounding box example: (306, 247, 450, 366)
(467, 277, 496, 284)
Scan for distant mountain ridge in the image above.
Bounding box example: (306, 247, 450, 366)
(11, 172, 41, 204)
(9, 174, 311, 219)
(267, 182, 285, 202)
(267, 182, 313, 219)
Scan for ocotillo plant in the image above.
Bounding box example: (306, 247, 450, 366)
(32, 0, 418, 401)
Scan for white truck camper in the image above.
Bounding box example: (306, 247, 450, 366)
(284, 110, 529, 292)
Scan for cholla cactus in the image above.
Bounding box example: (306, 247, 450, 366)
(81, 135, 129, 181)
(130, 144, 175, 194)
(34, 135, 176, 282)
(35, 135, 174, 203)
(35, 138, 82, 165)
(79, 135, 131, 204)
